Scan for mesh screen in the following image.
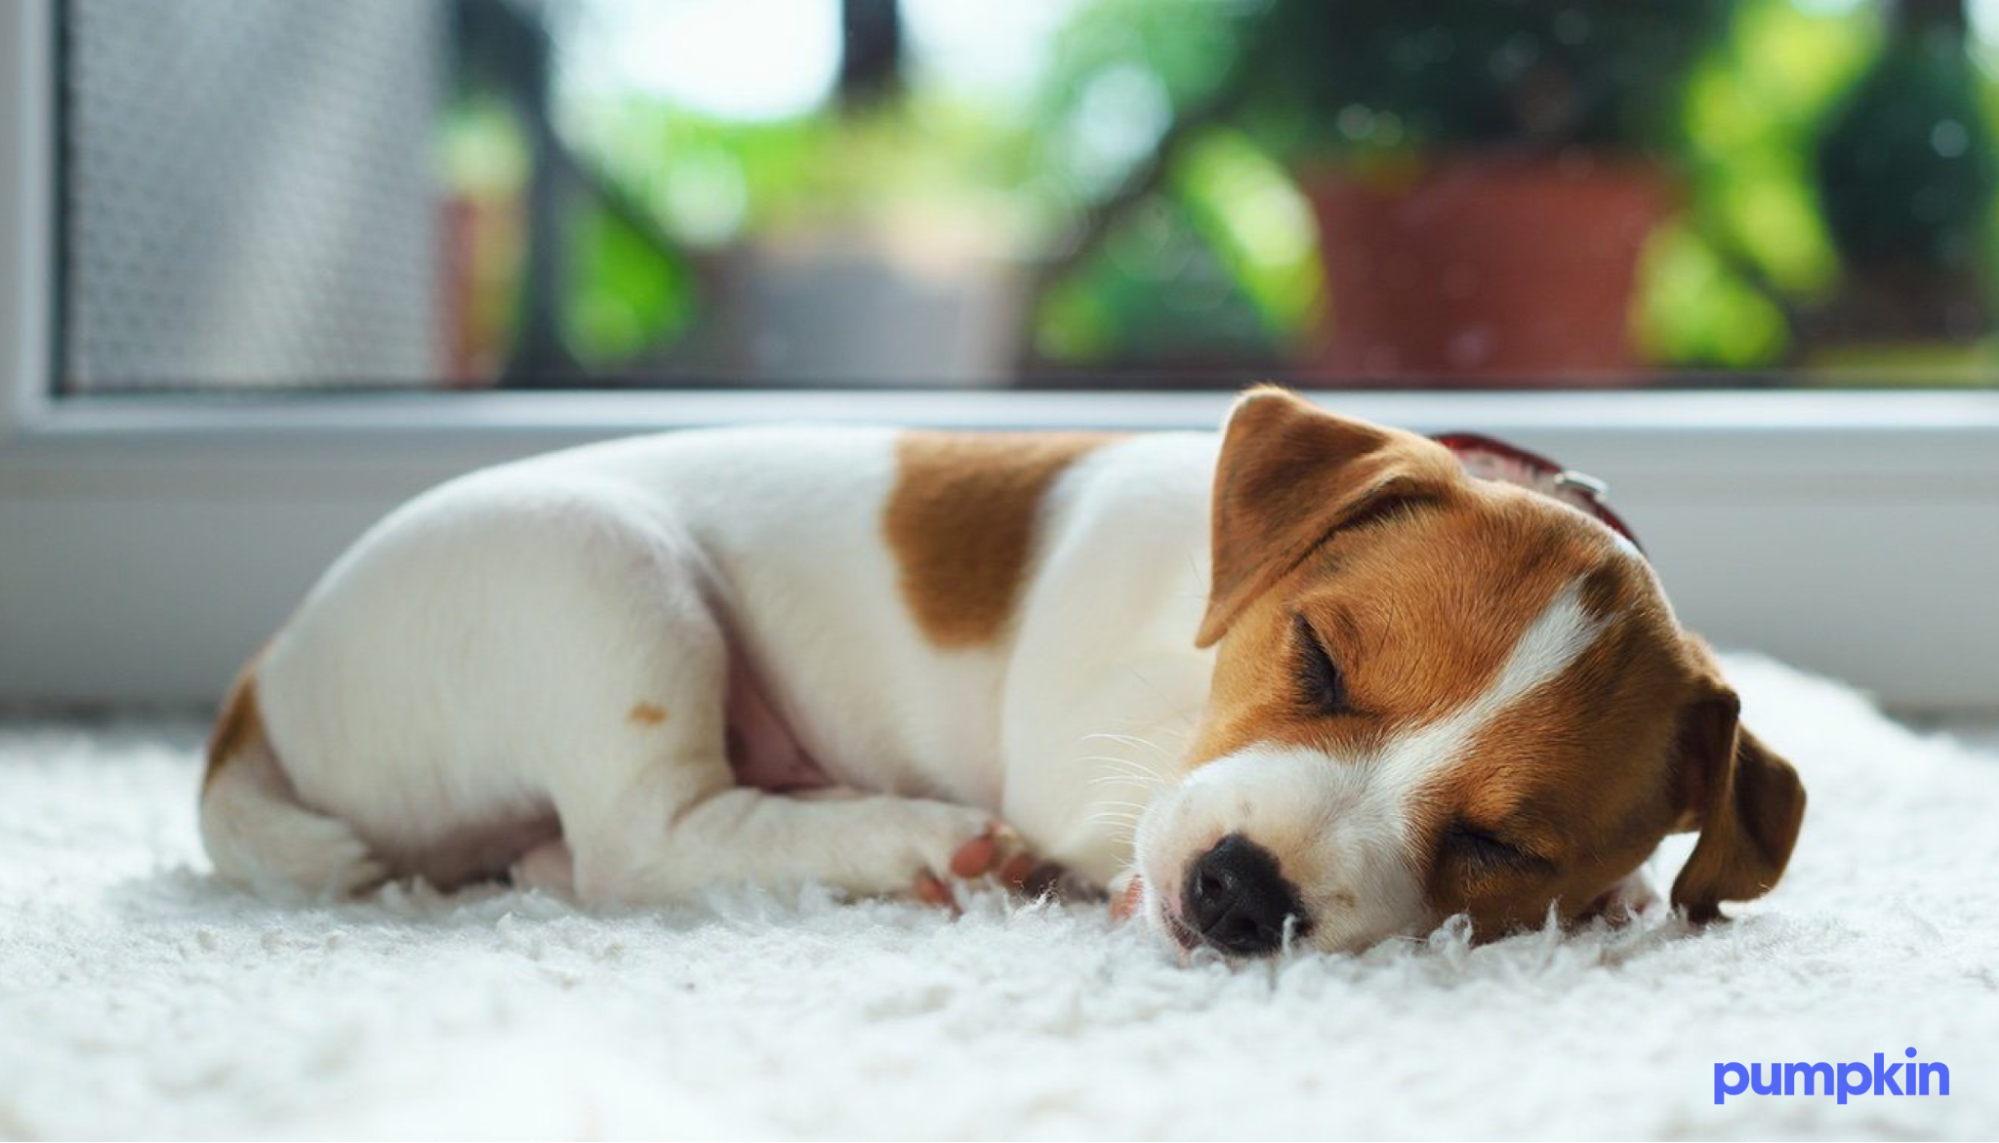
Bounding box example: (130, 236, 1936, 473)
(63, 0, 443, 390)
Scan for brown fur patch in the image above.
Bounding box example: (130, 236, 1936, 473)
(1187, 481, 1708, 936)
(203, 659, 267, 793)
(1180, 389, 1773, 935)
(628, 702, 669, 727)
(1665, 641, 1808, 922)
(1197, 387, 1462, 648)
(1170, 388, 1804, 941)
(1412, 594, 1690, 937)
(884, 431, 1117, 648)
(1186, 479, 1619, 768)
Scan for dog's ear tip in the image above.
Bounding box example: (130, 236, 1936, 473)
(1668, 693, 1806, 921)
(1668, 874, 1730, 924)
(1191, 617, 1225, 650)
(1221, 384, 1302, 428)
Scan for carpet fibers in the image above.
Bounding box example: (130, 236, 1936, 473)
(1, 655, 1995, 1140)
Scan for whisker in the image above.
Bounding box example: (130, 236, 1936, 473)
(1086, 811, 1145, 825)
(1086, 774, 1163, 791)
(1078, 731, 1167, 756)
(1075, 753, 1163, 770)
(1089, 772, 1158, 787)
(1083, 819, 1139, 841)
(1077, 758, 1167, 784)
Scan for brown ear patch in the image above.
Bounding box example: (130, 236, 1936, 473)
(203, 659, 267, 793)
(1668, 693, 1807, 922)
(885, 431, 1117, 648)
(1197, 386, 1458, 647)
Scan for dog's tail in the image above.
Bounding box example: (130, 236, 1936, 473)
(198, 664, 384, 899)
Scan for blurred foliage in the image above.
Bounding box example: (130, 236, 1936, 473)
(564, 201, 692, 368)
(1635, 219, 1792, 368)
(1251, 0, 1735, 159)
(566, 98, 1044, 248)
(440, 94, 530, 195)
(550, 77, 1051, 364)
(1037, 195, 1275, 365)
(1637, 0, 1875, 367)
(439, 0, 1999, 382)
(1173, 131, 1325, 342)
(1032, 128, 1324, 366)
(1818, 15, 1997, 274)
(1682, 0, 1867, 297)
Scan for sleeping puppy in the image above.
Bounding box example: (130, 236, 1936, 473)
(200, 387, 1804, 955)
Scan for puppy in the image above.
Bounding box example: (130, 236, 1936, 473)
(200, 387, 1804, 955)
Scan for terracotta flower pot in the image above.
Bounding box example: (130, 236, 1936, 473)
(1304, 156, 1677, 385)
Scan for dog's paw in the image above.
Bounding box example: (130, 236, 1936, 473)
(1108, 870, 1145, 922)
(821, 799, 1060, 908)
(908, 821, 1017, 910)
(890, 809, 1060, 910)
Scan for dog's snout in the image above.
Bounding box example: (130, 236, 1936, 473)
(1181, 834, 1308, 955)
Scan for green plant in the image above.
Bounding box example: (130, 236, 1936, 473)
(1251, 0, 1738, 160)
(1816, 6, 1997, 275)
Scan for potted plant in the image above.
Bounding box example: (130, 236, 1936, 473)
(1807, 0, 1997, 371)
(1248, 0, 1736, 382)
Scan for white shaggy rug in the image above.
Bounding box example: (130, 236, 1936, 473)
(2, 655, 1996, 1140)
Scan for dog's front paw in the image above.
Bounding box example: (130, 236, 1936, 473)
(911, 822, 1061, 907)
(820, 798, 1061, 908)
(880, 807, 1057, 910)
(1107, 870, 1146, 922)
(907, 821, 1014, 909)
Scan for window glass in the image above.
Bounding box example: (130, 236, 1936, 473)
(58, 0, 1999, 391)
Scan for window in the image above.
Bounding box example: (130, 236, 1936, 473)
(55, 0, 1999, 392)
(4, 0, 1998, 710)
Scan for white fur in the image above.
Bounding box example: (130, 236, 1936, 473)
(201, 740, 383, 900)
(205, 428, 1221, 903)
(200, 423, 1635, 954)
(1132, 575, 1613, 951)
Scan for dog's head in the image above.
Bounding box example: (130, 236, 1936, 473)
(1133, 387, 1805, 955)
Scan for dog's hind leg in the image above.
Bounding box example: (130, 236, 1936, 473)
(199, 667, 385, 899)
(509, 838, 576, 895)
(542, 569, 1028, 906)
(559, 768, 1027, 906)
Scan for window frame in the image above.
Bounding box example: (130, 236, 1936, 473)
(6, 0, 1999, 710)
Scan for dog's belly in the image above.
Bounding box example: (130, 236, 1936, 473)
(375, 812, 562, 890)
(329, 666, 819, 891)
(724, 645, 835, 793)
(288, 651, 835, 888)
(370, 655, 844, 889)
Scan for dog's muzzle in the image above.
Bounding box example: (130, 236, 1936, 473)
(1180, 834, 1310, 955)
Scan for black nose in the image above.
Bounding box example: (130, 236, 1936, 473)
(1181, 834, 1309, 955)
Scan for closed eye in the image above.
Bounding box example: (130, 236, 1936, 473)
(1292, 614, 1351, 716)
(1447, 823, 1554, 877)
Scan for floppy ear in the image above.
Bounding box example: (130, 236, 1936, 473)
(1668, 682, 1807, 922)
(1197, 386, 1451, 647)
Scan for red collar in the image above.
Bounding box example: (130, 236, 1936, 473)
(1433, 432, 1644, 556)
